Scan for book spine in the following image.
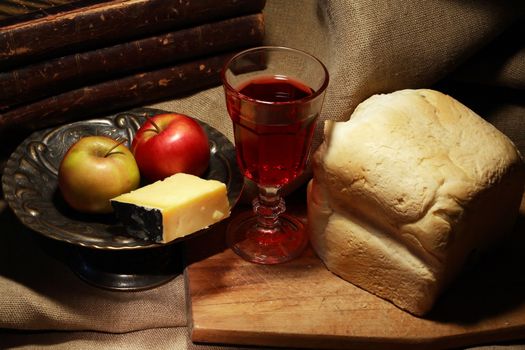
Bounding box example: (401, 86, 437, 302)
(0, 52, 233, 133)
(0, 13, 265, 110)
(0, 0, 266, 69)
(0, 1, 113, 26)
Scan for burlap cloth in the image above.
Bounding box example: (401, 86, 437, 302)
(1, 0, 524, 349)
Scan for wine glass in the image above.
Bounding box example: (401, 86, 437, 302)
(221, 46, 329, 264)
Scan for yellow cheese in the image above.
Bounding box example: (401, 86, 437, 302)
(111, 173, 230, 243)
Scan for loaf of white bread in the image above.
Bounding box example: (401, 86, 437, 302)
(308, 89, 525, 316)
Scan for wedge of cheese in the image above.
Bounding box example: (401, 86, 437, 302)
(111, 173, 230, 243)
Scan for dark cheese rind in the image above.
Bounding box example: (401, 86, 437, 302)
(111, 201, 163, 243)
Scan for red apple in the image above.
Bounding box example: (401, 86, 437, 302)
(131, 113, 210, 182)
(58, 136, 141, 214)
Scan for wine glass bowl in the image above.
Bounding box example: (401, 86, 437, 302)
(222, 46, 329, 264)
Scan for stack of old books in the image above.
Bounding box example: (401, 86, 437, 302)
(0, 0, 266, 132)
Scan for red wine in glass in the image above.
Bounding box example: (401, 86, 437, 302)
(228, 75, 317, 187)
(222, 46, 329, 265)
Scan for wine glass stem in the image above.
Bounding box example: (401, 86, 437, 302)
(253, 185, 285, 231)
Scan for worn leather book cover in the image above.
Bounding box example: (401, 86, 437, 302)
(0, 0, 110, 24)
(0, 52, 236, 133)
(0, 0, 267, 69)
(0, 13, 265, 111)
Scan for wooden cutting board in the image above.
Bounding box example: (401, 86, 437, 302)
(185, 198, 525, 349)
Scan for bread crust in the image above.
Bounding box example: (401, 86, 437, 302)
(308, 89, 525, 315)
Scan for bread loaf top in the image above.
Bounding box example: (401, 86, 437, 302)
(313, 89, 524, 262)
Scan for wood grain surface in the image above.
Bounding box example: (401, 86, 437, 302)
(185, 196, 525, 350)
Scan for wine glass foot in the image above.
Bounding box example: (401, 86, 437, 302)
(226, 211, 308, 265)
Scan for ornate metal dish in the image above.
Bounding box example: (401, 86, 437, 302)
(2, 107, 243, 251)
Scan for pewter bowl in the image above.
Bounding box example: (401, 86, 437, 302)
(2, 108, 243, 250)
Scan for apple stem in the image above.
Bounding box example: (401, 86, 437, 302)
(146, 115, 161, 134)
(105, 138, 128, 157)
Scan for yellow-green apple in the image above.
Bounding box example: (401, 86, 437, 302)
(58, 136, 140, 214)
(131, 113, 210, 182)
